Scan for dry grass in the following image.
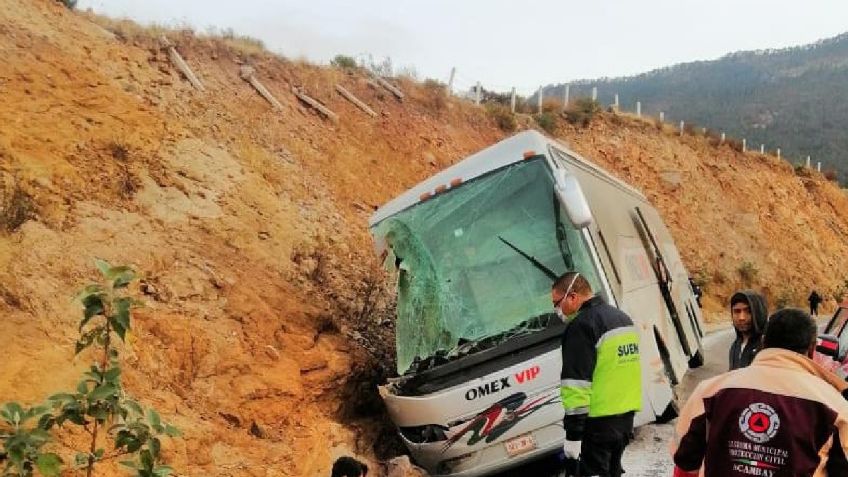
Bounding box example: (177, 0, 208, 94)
(416, 79, 448, 114)
(84, 12, 173, 43)
(541, 98, 563, 114)
(727, 138, 744, 153)
(485, 103, 516, 132)
(86, 12, 269, 57)
(563, 98, 601, 127)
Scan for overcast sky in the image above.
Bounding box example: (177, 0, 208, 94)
(78, 0, 848, 95)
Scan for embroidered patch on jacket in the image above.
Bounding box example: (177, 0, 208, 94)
(738, 402, 780, 443)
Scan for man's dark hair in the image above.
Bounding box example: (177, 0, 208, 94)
(332, 457, 368, 477)
(552, 271, 592, 296)
(763, 308, 817, 354)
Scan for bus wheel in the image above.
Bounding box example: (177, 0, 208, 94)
(656, 398, 680, 424)
(688, 349, 704, 368)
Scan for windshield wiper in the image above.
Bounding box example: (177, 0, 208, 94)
(498, 235, 558, 281)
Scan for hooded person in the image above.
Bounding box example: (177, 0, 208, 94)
(728, 290, 768, 370)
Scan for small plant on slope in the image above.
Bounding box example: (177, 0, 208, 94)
(0, 260, 179, 477)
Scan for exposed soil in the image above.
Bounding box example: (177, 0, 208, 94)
(1, 2, 848, 476)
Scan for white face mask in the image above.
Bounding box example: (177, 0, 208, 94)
(556, 307, 567, 323)
(554, 273, 581, 323)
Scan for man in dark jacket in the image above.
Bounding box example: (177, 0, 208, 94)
(809, 290, 823, 316)
(673, 308, 848, 477)
(553, 271, 641, 477)
(728, 290, 768, 370)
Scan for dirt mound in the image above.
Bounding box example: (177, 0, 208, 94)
(2, 2, 848, 476)
(555, 116, 848, 317)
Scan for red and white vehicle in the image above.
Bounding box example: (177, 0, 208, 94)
(814, 302, 848, 377)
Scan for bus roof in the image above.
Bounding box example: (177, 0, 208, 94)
(369, 130, 644, 226)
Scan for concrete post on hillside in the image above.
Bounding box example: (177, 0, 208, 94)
(636, 101, 641, 117)
(742, 138, 747, 152)
(817, 162, 822, 172)
(335, 85, 377, 117)
(537, 86, 543, 114)
(475, 82, 481, 106)
(292, 86, 339, 123)
(679, 120, 685, 136)
(564, 85, 570, 106)
(591, 86, 598, 101)
(761, 144, 765, 154)
(372, 73, 405, 100)
(659, 112, 665, 122)
(777, 148, 781, 159)
(614, 94, 620, 110)
(806, 156, 811, 168)
(510, 87, 516, 113)
(161, 36, 205, 92)
(720, 132, 726, 144)
(239, 66, 283, 110)
(447, 67, 456, 96)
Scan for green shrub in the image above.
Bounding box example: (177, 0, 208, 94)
(727, 138, 744, 152)
(823, 168, 839, 183)
(833, 279, 848, 303)
(737, 261, 758, 286)
(705, 129, 722, 147)
(0, 179, 35, 233)
(541, 98, 563, 114)
(564, 98, 600, 127)
(485, 104, 516, 132)
(533, 112, 557, 134)
(56, 0, 76, 8)
(691, 269, 710, 288)
(0, 261, 180, 477)
(330, 55, 357, 69)
(775, 289, 794, 309)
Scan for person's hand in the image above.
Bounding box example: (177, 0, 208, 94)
(562, 439, 582, 460)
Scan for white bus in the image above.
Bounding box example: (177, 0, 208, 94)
(369, 130, 704, 476)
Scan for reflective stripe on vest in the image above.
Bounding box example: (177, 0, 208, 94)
(560, 325, 642, 418)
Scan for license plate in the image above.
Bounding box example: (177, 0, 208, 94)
(504, 433, 536, 457)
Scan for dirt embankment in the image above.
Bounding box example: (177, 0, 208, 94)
(2, 1, 848, 476)
(557, 116, 848, 317)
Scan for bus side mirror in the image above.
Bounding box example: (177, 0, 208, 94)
(555, 170, 593, 229)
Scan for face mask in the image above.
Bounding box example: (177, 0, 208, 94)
(556, 307, 567, 323)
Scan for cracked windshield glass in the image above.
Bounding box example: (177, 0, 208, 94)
(372, 157, 601, 374)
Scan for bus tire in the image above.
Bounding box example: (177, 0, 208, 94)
(688, 349, 704, 369)
(656, 397, 679, 424)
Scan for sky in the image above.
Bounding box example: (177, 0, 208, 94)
(78, 0, 848, 95)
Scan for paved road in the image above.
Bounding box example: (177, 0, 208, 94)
(620, 327, 736, 476)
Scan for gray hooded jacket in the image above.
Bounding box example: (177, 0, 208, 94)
(728, 290, 769, 370)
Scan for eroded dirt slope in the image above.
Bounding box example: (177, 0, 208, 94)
(1, 1, 848, 476)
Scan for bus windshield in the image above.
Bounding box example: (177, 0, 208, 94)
(372, 157, 601, 374)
